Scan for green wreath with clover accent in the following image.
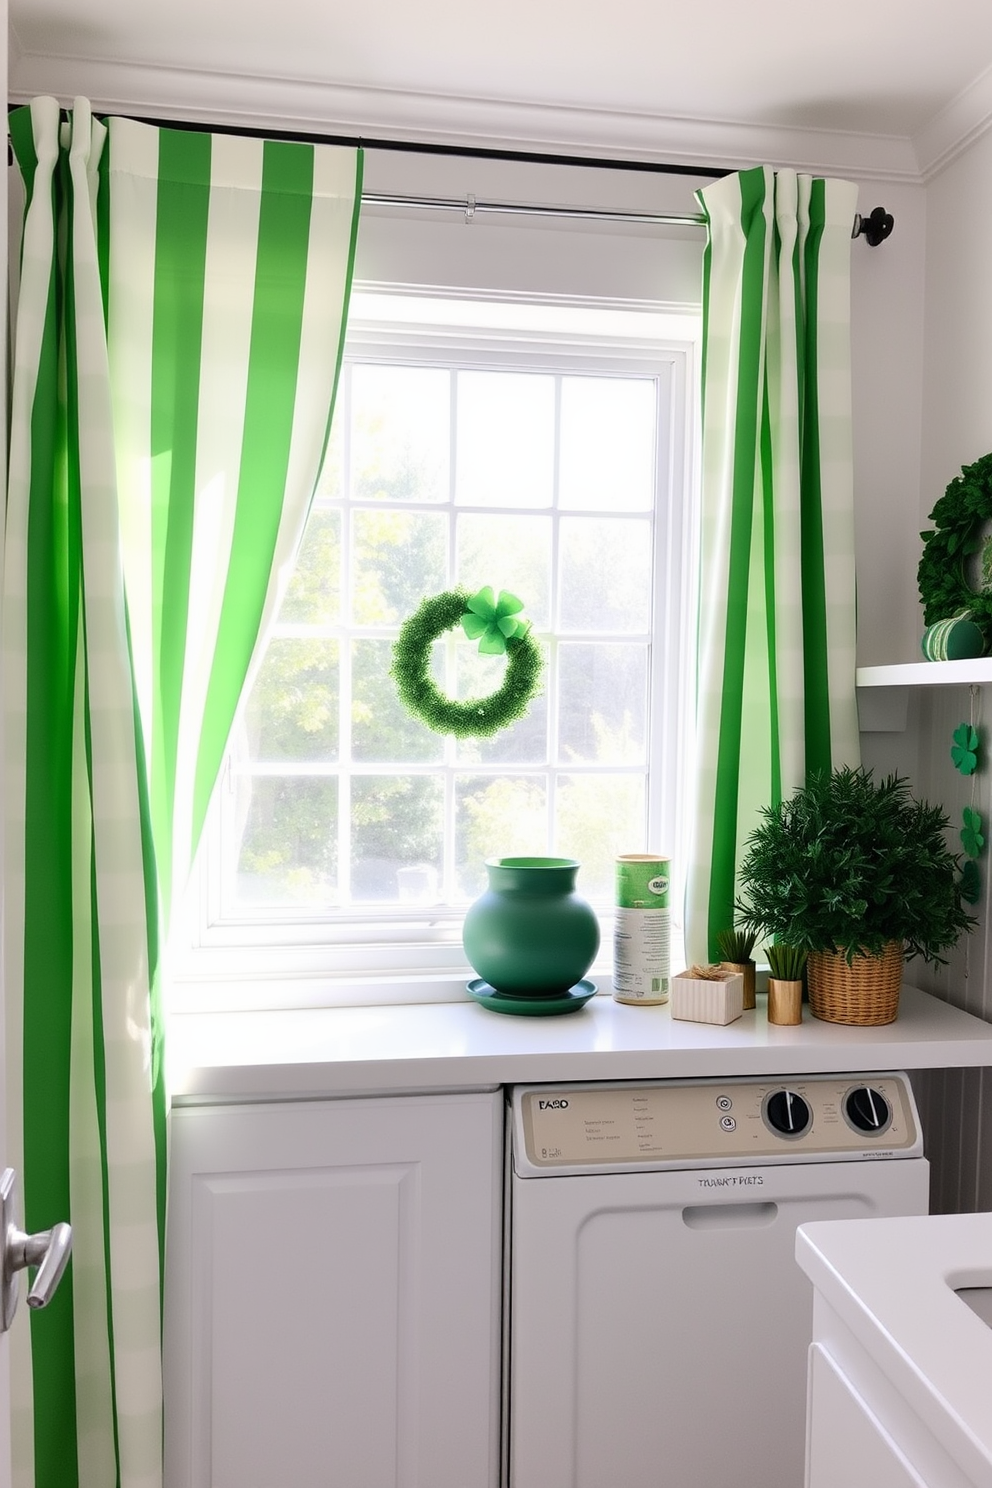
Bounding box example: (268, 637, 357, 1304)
(918, 451, 992, 628)
(391, 587, 543, 738)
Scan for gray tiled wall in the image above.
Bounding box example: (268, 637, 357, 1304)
(865, 683, 992, 1215)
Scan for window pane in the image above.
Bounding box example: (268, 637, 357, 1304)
(556, 774, 646, 899)
(455, 776, 548, 898)
(559, 376, 656, 512)
(456, 371, 554, 508)
(351, 776, 444, 902)
(278, 507, 340, 625)
(350, 365, 449, 503)
(352, 639, 444, 764)
(558, 644, 647, 764)
(455, 513, 552, 629)
(230, 776, 338, 906)
(454, 637, 548, 766)
(243, 640, 339, 762)
(559, 517, 652, 632)
(351, 509, 447, 625)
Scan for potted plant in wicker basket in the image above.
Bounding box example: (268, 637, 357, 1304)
(736, 767, 973, 1026)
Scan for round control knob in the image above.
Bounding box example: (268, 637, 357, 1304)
(764, 1089, 812, 1137)
(844, 1085, 891, 1135)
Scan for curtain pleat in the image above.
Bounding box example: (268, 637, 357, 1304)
(686, 166, 860, 963)
(4, 95, 362, 1487)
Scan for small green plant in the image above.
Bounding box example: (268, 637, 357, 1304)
(736, 766, 974, 965)
(764, 943, 808, 982)
(716, 926, 757, 963)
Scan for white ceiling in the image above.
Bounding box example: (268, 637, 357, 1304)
(10, 0, 992, 179)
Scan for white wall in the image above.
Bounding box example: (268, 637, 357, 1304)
(922, 130, 992, 500)
(850, 180, 928, 668)
(892, 127, 992, 1215)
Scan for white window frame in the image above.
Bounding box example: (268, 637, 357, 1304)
(169, 289, 700, 1011)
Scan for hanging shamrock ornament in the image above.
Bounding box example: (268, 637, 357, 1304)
(951, 722, 979, 775)
(961, 806, 985, 859)
(960, 859, 982, 905)
(461, 587, 530, 654)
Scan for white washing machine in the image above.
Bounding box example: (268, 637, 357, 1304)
(507, 1073, 929, 1488)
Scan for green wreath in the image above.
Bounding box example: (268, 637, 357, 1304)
(391, 587, 543, 738)
(918, 452, 992, 627)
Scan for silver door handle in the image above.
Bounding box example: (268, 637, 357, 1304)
(0, 1168, 73, 1332)
(12, 1222, 73, 1308)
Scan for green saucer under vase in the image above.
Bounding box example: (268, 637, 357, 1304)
(467, 978, 598, 1016)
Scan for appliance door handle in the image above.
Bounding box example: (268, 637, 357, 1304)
(681, 1201, 778, 1230)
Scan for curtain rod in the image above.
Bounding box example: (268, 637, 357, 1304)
(364, 192, 894, 243)
(364, 192, 707, 228)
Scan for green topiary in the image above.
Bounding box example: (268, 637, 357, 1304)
(918, 452, 992, 627)
(736, 766, 974, 964)
(391, 588, 543, 738)
(716, 926, 757, 962)
(764, 943, 808, 981)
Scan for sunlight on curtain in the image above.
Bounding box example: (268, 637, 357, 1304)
(686, 166, 861, 963)
(4, 95, 361, 1488)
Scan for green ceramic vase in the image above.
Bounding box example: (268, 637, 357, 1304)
(462, 856, 600, 996)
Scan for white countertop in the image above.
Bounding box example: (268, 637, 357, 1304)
(167, 983, 992, 1102)
(797, 1210, 992, 1488)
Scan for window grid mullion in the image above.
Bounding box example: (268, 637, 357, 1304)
(546, 373, 563, 852)
(334, 364, 351, 904)
(442, 367, 460, 900)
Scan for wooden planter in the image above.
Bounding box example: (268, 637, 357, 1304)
(767, 978, 803, 1026)
(720, 958, 756, 1009)
(807, 941, 904, 1026)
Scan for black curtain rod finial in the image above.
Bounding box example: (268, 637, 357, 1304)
(853, 206, 894, 247)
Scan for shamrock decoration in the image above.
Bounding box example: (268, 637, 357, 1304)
(961, 806, 985, 859)
(461, 587, 530, 655)
(951, 722, 979, 775)
(392, 588, 543, 738)
(960, 859, 982, 905)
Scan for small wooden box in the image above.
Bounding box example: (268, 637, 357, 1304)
(670, 968, 744, 1025)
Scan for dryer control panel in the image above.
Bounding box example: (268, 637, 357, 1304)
(512, 1073, 922, 1176)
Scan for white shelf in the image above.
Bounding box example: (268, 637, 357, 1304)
(857, 658, 992, 688)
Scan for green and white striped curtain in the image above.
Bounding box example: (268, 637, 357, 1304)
(686, 166, 861, 963)
(4, 96, 361, 1488)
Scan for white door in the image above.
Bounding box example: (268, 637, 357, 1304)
(1, 0, 12, 1477)
(0, 1146, 9, 1488)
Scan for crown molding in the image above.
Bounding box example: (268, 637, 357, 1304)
(9, 50, 925, 185)
(913, 59, 992, 180)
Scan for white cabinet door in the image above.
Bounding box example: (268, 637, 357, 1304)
(807, 1345, 929, 1488)
(165, 1091, 502, 1488)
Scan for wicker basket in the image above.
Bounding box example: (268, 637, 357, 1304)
(807, 942, 904, 1026)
